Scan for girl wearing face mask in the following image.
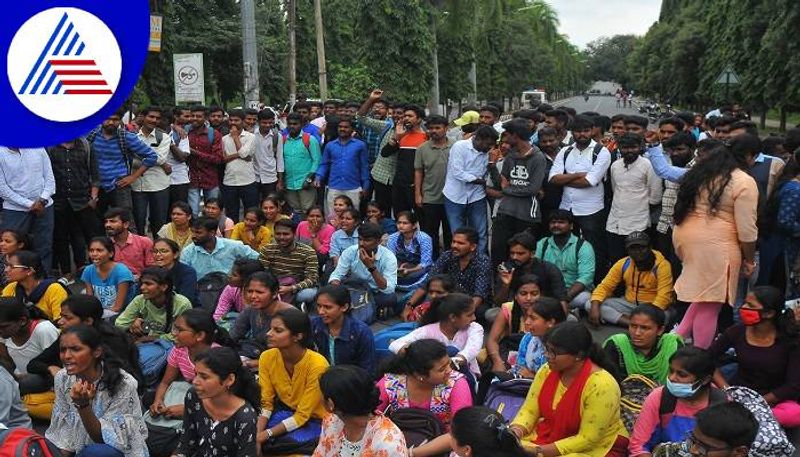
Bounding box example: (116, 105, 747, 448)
(628, 347, 721, 456)
(708, 285, 800, 428)
(486, 274, 542, 373)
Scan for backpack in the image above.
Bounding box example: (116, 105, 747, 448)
(16, 278, 71, 307)
(723, 386, 795, 457)
(658, 386, 726, 422)
(562, 142, 613, 205)
(341, 278, 375, 324)
(184, 124, 216, 145)
(621, 257, 659, 277)
(195, 272, 228, 310)
(86, 127, 137, 173)
(540, 237, 585, 266)
(373, 322, 417, 361)
(619, 374, 658, 433)
(281, 131, 312, 158)
(387, 408, 447, 457)
(483, 378, 533, 422)
(0, 427, 60, 457)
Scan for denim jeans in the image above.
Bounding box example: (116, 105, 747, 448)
(574, 210, 608, 284)
(132, 188, 170, 236)
(188, 187, 220, 216)
(222, 182, 260, 222)
(444, 197, 488, 254)
(1, 206, 54, 273)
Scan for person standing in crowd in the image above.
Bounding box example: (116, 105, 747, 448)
(186, 105, 224, 215)
(47, 138, 101, 278)
(315, 117, 370, 215)
(132, 106, 172, 236)
(283, 113, 322, 213)
(253, 108, 285, 200)
(414, 114, 453, 260)
(358, 90, 396, 216)
(282, 101, 323, 142)
(491, 118, 547, 265)
(0, 146, 56, 273)
(544, 109, 573, 146)
(104, 207, 153, 279)
(606, 133, 662, 263)
(86, 110, 158, 235)
(357, 97, 391, 165)
(208, 106, 230, 136)
(221, 109, 259, 223)
(537, 127, 564, 231)
(548, 115, 612, 283)
(45, 325, 148, 457)
(381, 105, 428, 215)
(536, 209, 596, 312)
(443, 126, 500, 254)
(180, 216, 259, 279)
(166, 106, 192, 208)
(672, 138, 758, 348)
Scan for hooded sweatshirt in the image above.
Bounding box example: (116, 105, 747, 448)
(591, 250, 674, 308)
(497, 147, 547, 223)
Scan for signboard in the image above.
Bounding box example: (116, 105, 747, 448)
(148, 14, 162, 52)
(173, 53, 205, 103)
(715, 65, 740, 85)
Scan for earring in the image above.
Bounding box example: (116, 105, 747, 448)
(418, 377, 425, 382)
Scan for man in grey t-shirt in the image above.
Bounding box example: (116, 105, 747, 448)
(414, 115, 453, 260)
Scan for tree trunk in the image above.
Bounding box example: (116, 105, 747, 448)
(780, 106, 787, 132)
(428, 18, 440, 115)
(287, 0, 297, 105)
(313, 0, 327, 100)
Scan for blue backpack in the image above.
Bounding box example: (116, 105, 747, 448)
(483, 378, 533, 422)
(373, 322, 417, 361)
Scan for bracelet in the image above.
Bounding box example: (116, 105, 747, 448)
(266, 428, 274, 440)
(73, 401, 91, 409)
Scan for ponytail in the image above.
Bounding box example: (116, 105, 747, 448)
(179, 309, 236, 348)
(380, 339, 447, 378)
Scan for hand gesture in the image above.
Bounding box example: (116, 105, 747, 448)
(70, 379, 96, 406)
(150, 400, 166, 416)
(395, 122, 407, 137)
(130, 318, 146, 336)
(369, 89, 384, 100)
(498, 265, 514, 286)
(117, 175, 136, 188)
(359, 248, 376, 269)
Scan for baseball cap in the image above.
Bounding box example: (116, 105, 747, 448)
(453, 110, 480, 126)
(625, 231, 650, 248)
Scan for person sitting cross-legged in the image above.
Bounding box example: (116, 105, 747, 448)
(588, 231, 673, 327)
(327, 222, 398, 316)
(259, 218, 319, 307)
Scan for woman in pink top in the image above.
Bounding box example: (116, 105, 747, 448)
(212, 258, 264, 322)
(150, 309, 233, 421)
(389, 293, 483, 379)
(297, 206, 335, 256)
(377, 339, 472, 457)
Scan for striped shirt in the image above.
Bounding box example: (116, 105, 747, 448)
(91, 131, 158, 191)
(358, 115, 395, 185)
(259, 241, 319, 290)
(167, 344, 220, 381)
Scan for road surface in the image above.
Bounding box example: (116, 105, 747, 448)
(554, 94, 642, 118)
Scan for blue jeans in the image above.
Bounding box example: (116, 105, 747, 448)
(1, 206, 54, 273)
(222, 182, 260, 222)
(132, 188, 169, 236)
(444, 197, 488, 253)
(188, 187, 220, 216)
(76, 444, 124, 457)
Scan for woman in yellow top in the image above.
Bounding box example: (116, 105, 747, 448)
(231, 207, 271, 251)
(257, 307, 329, 455)
(156, 201, 194, 250)
(2, 251, 66, 320)
(261, 195, 289, 244)
(510, 322, 628, 457)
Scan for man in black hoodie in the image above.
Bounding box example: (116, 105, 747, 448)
(490, 118, 547, 266)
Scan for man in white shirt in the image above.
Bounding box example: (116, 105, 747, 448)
(0, 147, 56, 272)
(548, 115, 612, 283)
(221, 109, 257, 222)
(442, 125, 499, 254)
(606, 133, 662, 263)
(253, 109, 284, 200)
(166, 107, 191, 208)
(133, 106, 172, 235)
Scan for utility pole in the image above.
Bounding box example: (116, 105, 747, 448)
(467, 57, 477, 105)
(428, 17, 440, 115)
(287, 0, 297, 106)
(313, 0, 328, 100)
(241, 0, 260, 109)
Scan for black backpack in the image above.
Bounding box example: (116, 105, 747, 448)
(388, 408, 448, 457)
(562, 142, 613, 206)
(195, 272, 228, 310)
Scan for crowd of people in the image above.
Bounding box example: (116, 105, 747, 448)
(0, 91, 798, 457)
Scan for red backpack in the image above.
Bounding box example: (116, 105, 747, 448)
(0, 427, 60, 457)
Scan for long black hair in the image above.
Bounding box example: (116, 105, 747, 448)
(274, 307, 313, 348)
(511, 274, 541, 332)
(178, 309, 236, 347)
(451, 406, 527, 457)
(8, 250, 46, 280)
(61, 324, 128, 396)
(543, 322, 617, 378)
(194, 347, 261, 409)
(0, 296, 50, 323)
(674, 137, 754, 225)
(320, 365, 380, 417)
(61, 295, 143, 390)
(419, 292, 473, 326)
(381, 339, 447, 378)
(749, 285, 799, 342)
(139, 266, 176, 334)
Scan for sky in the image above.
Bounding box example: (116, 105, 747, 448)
(545, 0, 662, 49)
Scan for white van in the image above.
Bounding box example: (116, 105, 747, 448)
(521, 90, 547, 108)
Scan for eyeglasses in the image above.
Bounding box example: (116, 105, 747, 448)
(543, 346, 569, 358)
(151, 249, 172, 255)
(685, 431, 732, 456)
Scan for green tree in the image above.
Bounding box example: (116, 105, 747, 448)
(585, 35, 639, 87)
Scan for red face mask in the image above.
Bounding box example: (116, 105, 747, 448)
(739, 308, 762, 326)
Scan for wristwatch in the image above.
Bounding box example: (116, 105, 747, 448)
(367, 266, 376, 273)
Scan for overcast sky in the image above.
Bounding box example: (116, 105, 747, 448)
(545, 0, 662, 49)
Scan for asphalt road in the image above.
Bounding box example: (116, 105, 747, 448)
(554, 94, 642, 118)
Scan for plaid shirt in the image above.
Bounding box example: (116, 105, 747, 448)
(358, 119, 383, 164)
(187, 127, 224, 189)
(358, 115, 395, 185)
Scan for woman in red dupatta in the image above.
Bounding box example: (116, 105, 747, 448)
(509, 322, 629, 457)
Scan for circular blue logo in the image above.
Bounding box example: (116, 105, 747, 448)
(1, 1, 148, 146)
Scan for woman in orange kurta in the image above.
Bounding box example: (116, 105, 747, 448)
(672, 137, 759, 348)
